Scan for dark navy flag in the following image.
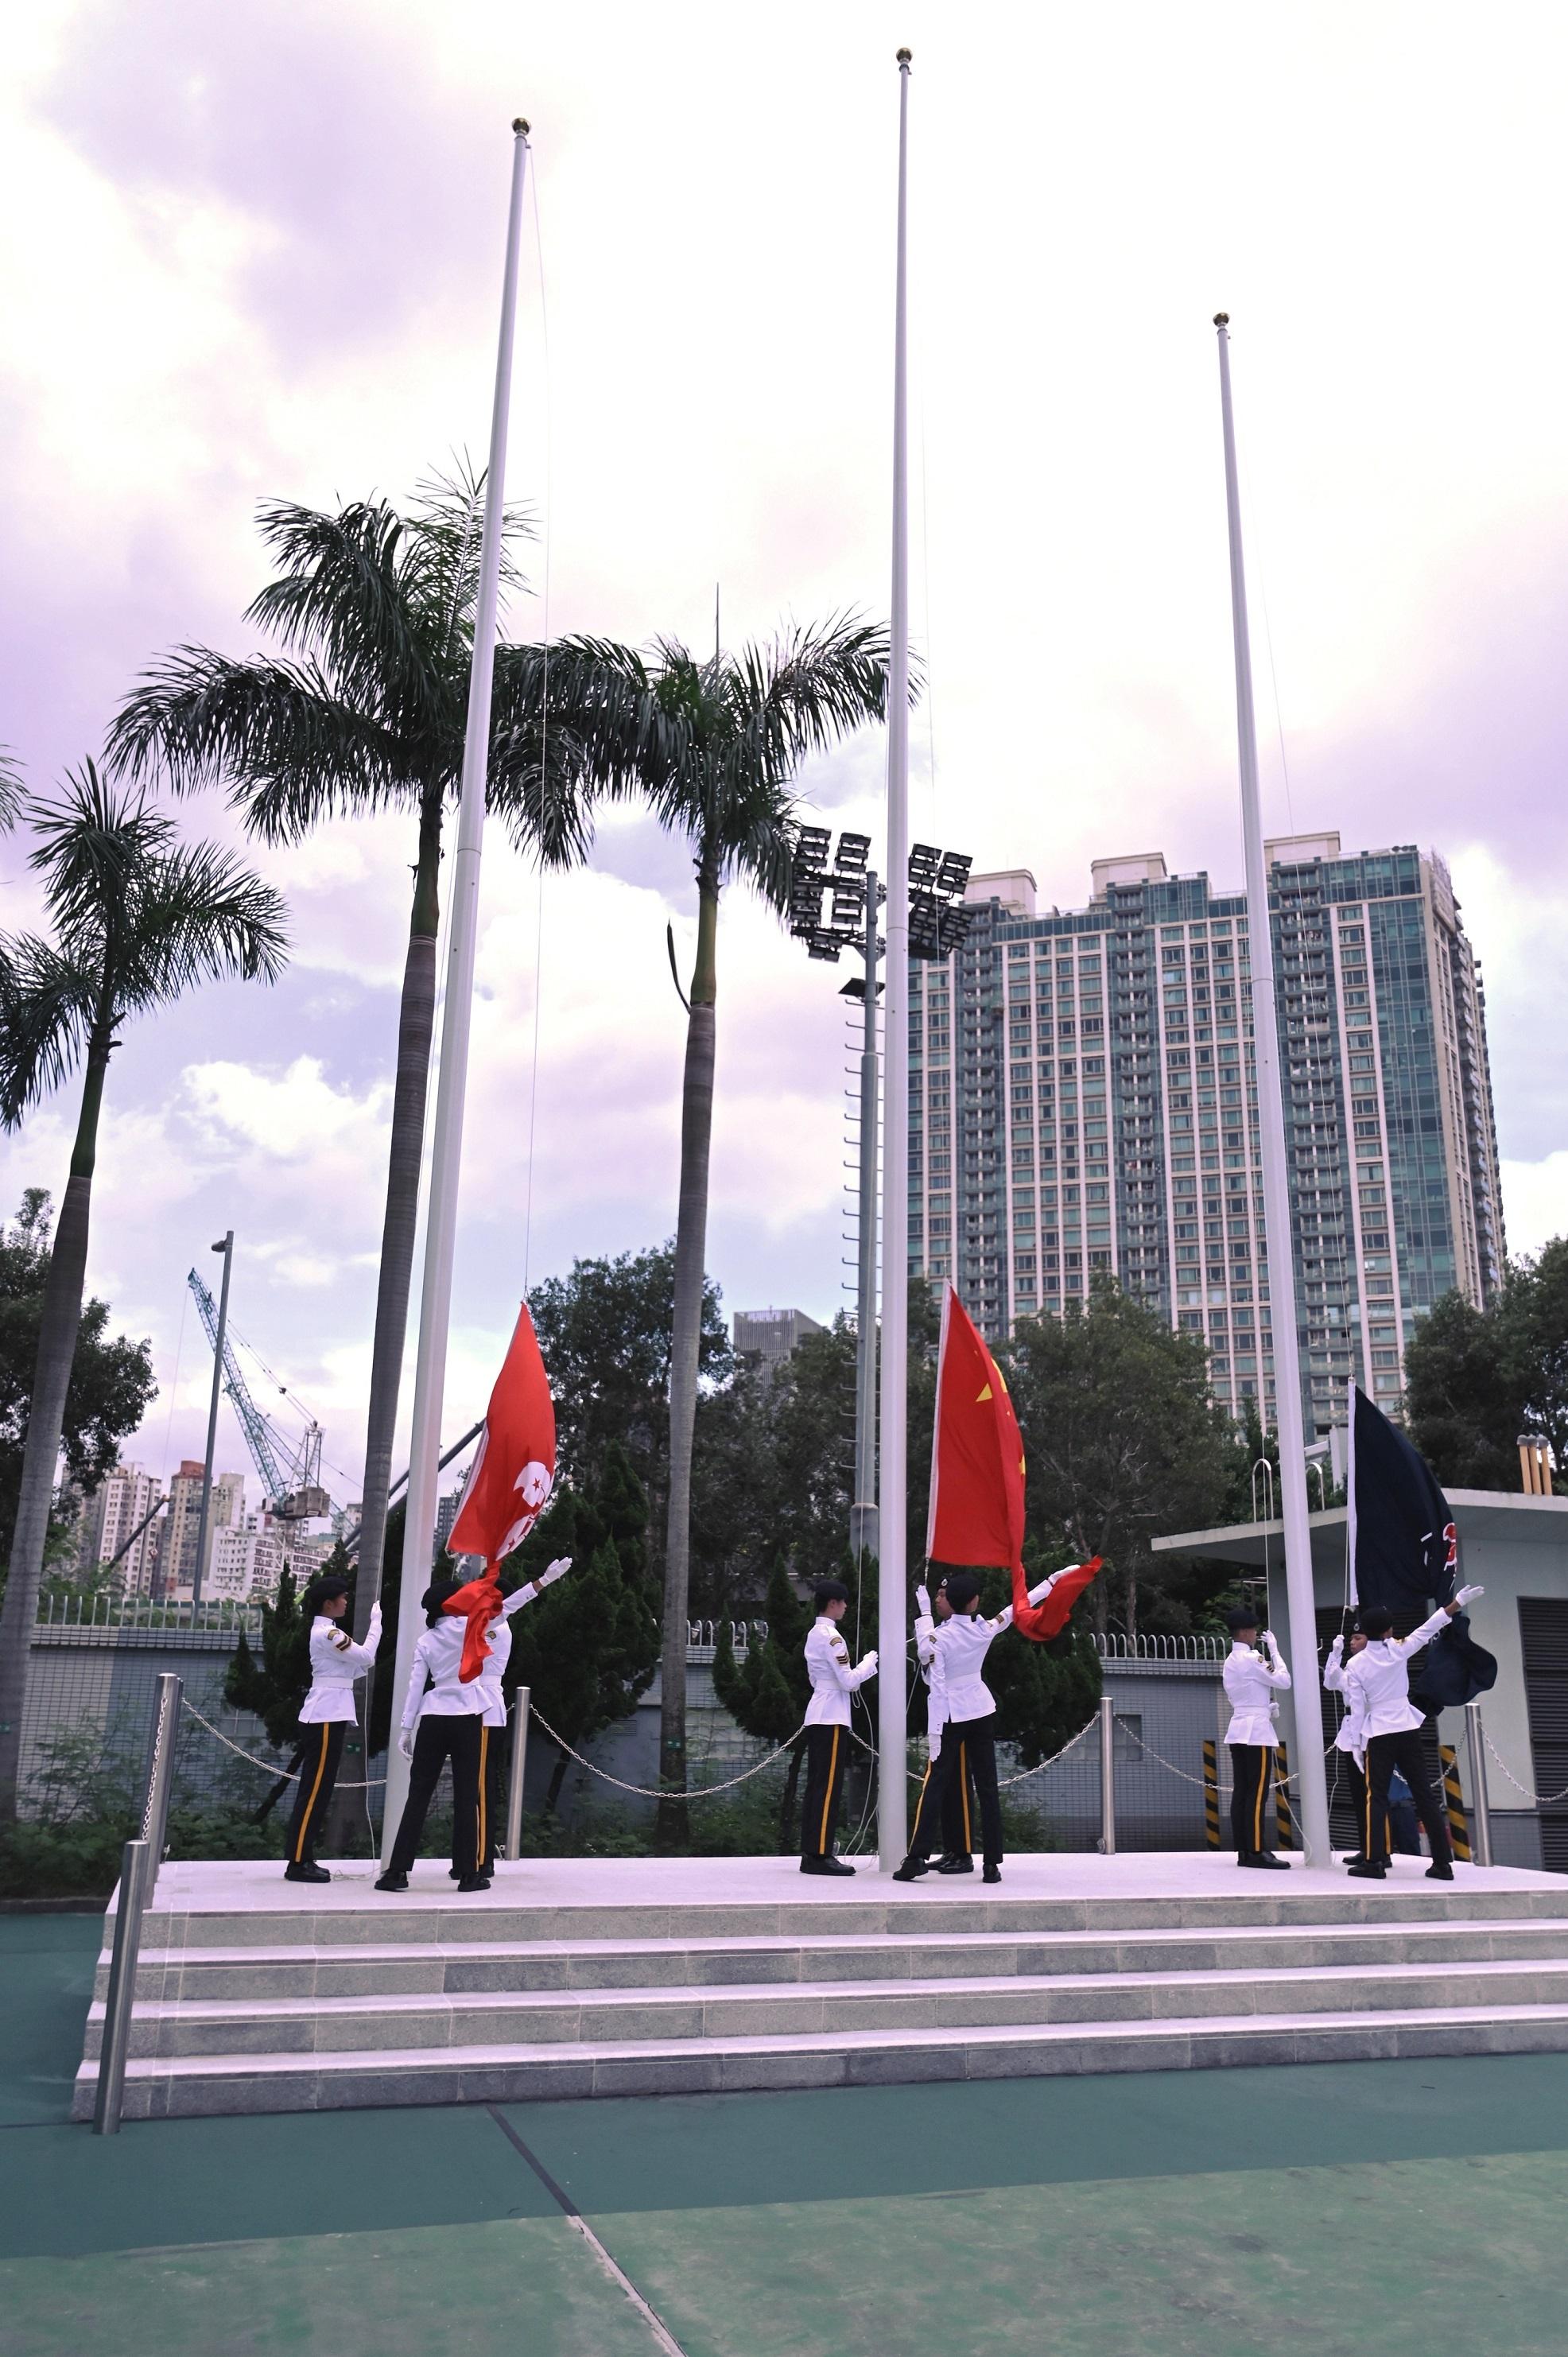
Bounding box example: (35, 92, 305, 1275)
(1347, 1384, 1457, 1616)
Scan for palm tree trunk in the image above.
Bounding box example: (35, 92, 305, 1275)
(331, 790, 442, 1846)
(0, 1035, 111, 1822)
(657, 881, 719, 1847)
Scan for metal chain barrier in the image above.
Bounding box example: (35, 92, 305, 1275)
(1124, 1727, 1337, 1797)
(182, 1702, 385, 1789)
(526, 1705, 809, 1801)
(996, 1715, 1099, 1789)
(1485, 1729, 1568, 1809)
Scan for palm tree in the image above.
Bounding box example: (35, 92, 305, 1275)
(107, 472, 678, 1684)
(619, 617, 892, 1837)
(0, 765, 287, 1819)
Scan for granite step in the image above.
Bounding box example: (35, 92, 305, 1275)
(85, 1952, 1568, 2061)
(72, 1998, 1568, 2121)
(103, 1915, 1568, 2006)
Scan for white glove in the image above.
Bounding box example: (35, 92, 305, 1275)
(929, 1730, 942, 1761)
(365, 1602, 382, 1647)
(397, 1726, 415, 1761)
(914, 1585, 931, 1619)
(537, 1556, 572, 1590)
(858, 1650, 879, 1676)
(1328, 1633, 1344, 1659)
(1454, 1584, 1484, 1607)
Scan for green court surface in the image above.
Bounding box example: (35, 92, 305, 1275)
(6, 1912, 1568, 2355)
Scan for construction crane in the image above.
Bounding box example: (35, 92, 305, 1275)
(186, 1268, 331, 1523)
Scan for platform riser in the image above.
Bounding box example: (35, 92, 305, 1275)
(99, 1922, 1568, 2005)
(72, 2011, 1568, 2122)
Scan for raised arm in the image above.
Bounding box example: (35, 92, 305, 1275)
(332, 1601, 382, 1674)
(500, 1558, 572, 1617)
(1258, 1629, 1291, 1690)
(1322, 1635, 1347, 1696)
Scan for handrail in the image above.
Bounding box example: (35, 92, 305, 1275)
(92, 1672, 181, 2134)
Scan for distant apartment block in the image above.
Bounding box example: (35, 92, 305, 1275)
(907, 836, 1503, 1440)
(158, 1462, 246, 1597)
(76, 1460, 161, 1594)
(733, 1307, 827, 1369)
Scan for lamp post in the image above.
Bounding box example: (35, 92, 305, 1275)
(192, 1230, 233, 1607)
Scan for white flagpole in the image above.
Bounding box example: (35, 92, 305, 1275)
(381, 122, 532, 1859)
(877, 49, 913, 1871)
(1213, 314, 1331, 1866)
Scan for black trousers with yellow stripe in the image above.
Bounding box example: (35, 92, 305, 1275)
(286, 1719, 346, 1865)
(909, 1714, 1003, 1870)
(801, 1722, 849, 1858)
(1364, 1729, 1451, 1870)
(389, 1715, 483, 1877)
(1228, 1742, 1275, 1858)
(456, 1722, 500, 1876)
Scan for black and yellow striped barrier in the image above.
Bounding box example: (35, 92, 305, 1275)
(1275, 1742, 1293, 1850)
(1202, 1739, 1221, 1848)
(1441, 1743, 1472, 1863)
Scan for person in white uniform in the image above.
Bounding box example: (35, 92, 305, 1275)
(378, 1559, 571, 1893)
(449, 1557, 571, 1881)
(895, 1564, 1085, 1885)
(910, 1581, 977, 1874)
(1342, 1586, 1482, 1881)
(1222, 1606, 1291, 1870)
(1323, 1630, 1384, 1866)
(800, 1580, 878, 1875)
(285, 1572, 382, 1883)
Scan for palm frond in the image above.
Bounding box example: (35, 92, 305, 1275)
(403, 460, 534, 641)
(0, 747, 24, 833)
(107, 650, 417, 835)
(28, 763, 176, 941)
(0, 933, 100, 1127)
(114, 841, 289, 1008)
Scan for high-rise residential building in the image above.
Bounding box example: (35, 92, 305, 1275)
(207, 1523, 286, 1602)
(907, 835, 1503, 1440)
(157, 1462, 246, 1597)
(732, 1308, 827, 1369)
(76, 1460, 161, 1593)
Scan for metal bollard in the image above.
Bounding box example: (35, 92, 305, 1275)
(93, 1838, 150, 2135)
(138, 1672, 183, 1904)
(1098, 1695, 1116, 1857)
(1465, 1701, 1494, 1869)
(505, 1685, 530, 1862)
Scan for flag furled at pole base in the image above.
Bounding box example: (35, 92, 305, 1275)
(441, 1575, 505, 1685)
(444, 1302, 557, 1679)
(1346, 1381, 1456, 1617)
(926, 1283, 1101, 1641)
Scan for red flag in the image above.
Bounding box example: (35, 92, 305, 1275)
(441, 1574, 506, 1684)
(443, 1304, 557, 1681)
(926, 1282, 1100, 1642)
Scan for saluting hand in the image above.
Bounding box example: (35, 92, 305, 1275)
(538, 1557, 572, 1590)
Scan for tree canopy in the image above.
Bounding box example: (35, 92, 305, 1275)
(1404, 1242, 1568, 1493)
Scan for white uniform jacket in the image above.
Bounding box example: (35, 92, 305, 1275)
(1322, 1644, 1365, 1757)
(472, 1582, 542, 1727)
(914, 1611, 946, 1747)
(1341, 1607, 1451, 1743)
(298, 1607, 382, 1725)
(1222, 1641, 1290, 1747)
(924, 1575, 1063, 1730)
(803, 1617, 876, 1728)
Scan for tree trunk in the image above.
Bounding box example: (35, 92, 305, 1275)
(0, 1038, 111, 1821)
(657, 880, 719, 1848)
(328, 791, 443, 1849)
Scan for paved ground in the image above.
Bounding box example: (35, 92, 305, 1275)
(8, 1909, 1568, 2354)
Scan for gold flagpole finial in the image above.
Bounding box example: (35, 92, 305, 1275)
(1213, 311, 1230, 328)
(896, 46, 912, 66)
(512, 118, 530, 137)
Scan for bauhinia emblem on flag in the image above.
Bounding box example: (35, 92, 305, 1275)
(444, 1303, 557, 1680)
(926, 1282, 1100, 1641)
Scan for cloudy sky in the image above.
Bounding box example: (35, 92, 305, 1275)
(2, 2, 1566, 1508)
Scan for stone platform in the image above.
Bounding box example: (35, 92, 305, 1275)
(73, 1852, 1568, 2121)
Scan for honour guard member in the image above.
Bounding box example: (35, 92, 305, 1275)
(1223, 1607, 1291, 1870)
(285, 1573, 382, 1882)
(1324, 1630, 1385, 1866)
(450, 1557, 571, 1881)
(1342, 1584, 1483, 1881)
(910, 1581, 979, 1874)
(895, 1565, 1081, 1885)
(378, 1559, 571, 1892)
(800, 1580, 878, 1875)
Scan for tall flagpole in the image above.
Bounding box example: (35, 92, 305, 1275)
(877, 49, 913, 1871)
(380, 122, 532, 1858)
(1213, 313, 1331, 1866)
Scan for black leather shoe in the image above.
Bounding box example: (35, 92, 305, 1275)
(1346, 1862, 1387, 1879)
(801, 1856, 855, 1876)
(892, 1860, 930, 1881)
(936, 1855, 975, 1874)
(375, 1870, 409, 1892)
(1426, 1862, 1455, 1881)
(983, 1864, 1002, 1884)
(284, 1861, 331, 1883)
(1253, 1852, 1290, 1870)
(456, 1873, 490, 1893)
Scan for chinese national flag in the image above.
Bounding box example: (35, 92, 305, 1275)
(926, 1283, 1100, 1642)
(444, 1303, 557, 1679)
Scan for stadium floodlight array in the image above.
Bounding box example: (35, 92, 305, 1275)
(788, 831, 970, 965)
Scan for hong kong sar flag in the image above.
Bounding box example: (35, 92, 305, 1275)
(926, 1283, 1100, 1641)
(443, 1303, 557, 1679)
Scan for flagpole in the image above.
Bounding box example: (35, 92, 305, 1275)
(380, 122, 532, 1860)
(1213, 314, 1331, 1866)
(877, 49, 913, 1872)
